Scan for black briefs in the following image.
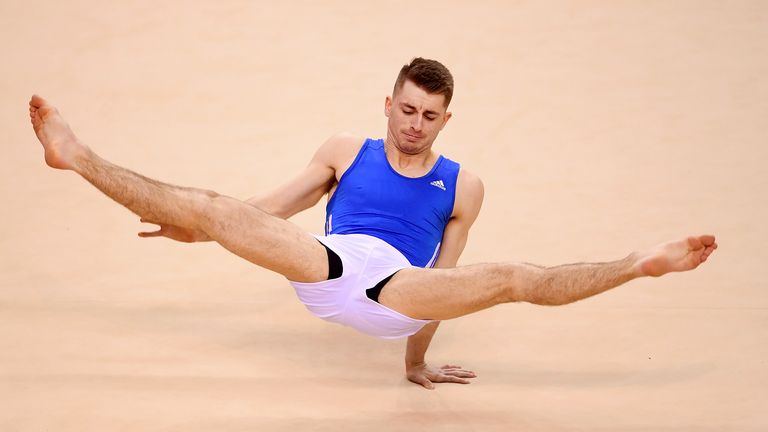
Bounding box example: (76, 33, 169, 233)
(365, 271, 400, 304)
(319, 240, 343, 280)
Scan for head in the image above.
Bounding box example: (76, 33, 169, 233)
(385, 58, 453, 155)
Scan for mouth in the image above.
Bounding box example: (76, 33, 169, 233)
(403, 132, 422, 142)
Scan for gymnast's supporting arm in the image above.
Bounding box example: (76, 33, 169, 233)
(404, 252, 476, 389)
(404, 172, 484, 389)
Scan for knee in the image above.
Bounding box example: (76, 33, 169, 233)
(527, 292, 572, 306)
(491, 263, 525, 304)
(202, 193, 268, 230)
(522, 273, 574, 306)
(197, 191, 236, 229)
(202, 189, 219, 200)
(205, 193, 238, 219)
(195, 189, 220, 212)
(499, 264, 572, 306)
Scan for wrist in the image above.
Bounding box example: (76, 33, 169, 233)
(405, 359, 426, 368)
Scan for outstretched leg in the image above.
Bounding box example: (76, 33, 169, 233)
(380, 235, 718, 320)
(29, 95, 328, 282)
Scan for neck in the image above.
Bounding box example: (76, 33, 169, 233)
(384, 130, 436, 172)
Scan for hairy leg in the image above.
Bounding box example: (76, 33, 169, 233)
(29, 95, 328, 282)
(380, 235, 718, 320)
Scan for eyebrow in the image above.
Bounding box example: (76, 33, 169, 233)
(400, 103, 439, 117)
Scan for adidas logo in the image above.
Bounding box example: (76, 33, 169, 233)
(430, 180, 446, 191)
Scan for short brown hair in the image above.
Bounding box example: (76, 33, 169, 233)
(393, 57, 454, 107)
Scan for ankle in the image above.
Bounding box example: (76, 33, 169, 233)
(70, 144, 96, 174)
(625, 251, 645, 279)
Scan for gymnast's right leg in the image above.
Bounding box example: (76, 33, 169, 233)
(28, 95, 328, 283)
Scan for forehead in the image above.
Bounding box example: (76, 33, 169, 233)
(394, 80, 447, 111)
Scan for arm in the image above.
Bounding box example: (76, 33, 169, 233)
(244, 134, 346, 219)
(138, 133, 361, 241)
(405, 169, 484, 389)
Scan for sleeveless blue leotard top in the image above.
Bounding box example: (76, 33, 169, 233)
(325, 138, 460, 268)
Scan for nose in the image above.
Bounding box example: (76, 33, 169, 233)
(411, 114, 423, 132)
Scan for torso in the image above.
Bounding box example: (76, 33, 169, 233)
(324, 138, 460, 268)
(328, 136, 456, 217)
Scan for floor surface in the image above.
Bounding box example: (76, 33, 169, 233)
(1, 1, 766, 430)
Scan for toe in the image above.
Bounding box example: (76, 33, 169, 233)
(30, 94, 49, 109)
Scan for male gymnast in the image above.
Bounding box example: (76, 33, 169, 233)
(29, 58, 717, 390)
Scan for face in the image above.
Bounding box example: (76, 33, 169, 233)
(385, 80, 452, 155)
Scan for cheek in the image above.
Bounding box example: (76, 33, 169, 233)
(391, 113, 408, 127)
(426, 121, 442, 133)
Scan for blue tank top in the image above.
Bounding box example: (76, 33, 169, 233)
(325, 138, 460, 268)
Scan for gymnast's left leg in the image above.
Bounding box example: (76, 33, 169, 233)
(379, 235, 718, 320)
(28, 95, 329, 283)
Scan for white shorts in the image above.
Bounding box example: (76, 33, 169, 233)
(289, 233, 434, 339)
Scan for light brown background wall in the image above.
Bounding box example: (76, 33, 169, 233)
(1, 1, 766, 430)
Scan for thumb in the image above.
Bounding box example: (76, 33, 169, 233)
(416, 377, 435, 390)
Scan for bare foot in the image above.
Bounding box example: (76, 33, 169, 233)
(633, 235, 718, 277)
(29, 95, 88, 170)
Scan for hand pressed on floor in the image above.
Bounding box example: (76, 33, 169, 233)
(406, 362, 477, 390)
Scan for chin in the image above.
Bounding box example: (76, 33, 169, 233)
(400, 143, 426, 155)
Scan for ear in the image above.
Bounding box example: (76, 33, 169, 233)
(384, 96, 392, 118)
(440, 111, 452, 130)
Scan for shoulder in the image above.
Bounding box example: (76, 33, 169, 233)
(456, 168, 484, 204)
(321, 132, 365, 154)
(453, 167, 484, 220)
(314, 132, 365, 165)
(311, 132, 364, 170)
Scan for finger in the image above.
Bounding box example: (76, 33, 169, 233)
(412, 376, 435, 390)
(700, 244, 718, 262)
(140, 217, 159, 225)
(443, 370, 477, 378)
(687, 236, 703, 250)
(441, 365, 475, 376)
(436, 374, 470, 384)
(138, 230, 162, 237)
(443, 369, 477, 377)
(441, 365, 470, 372)
(441, 364, 462, 369)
